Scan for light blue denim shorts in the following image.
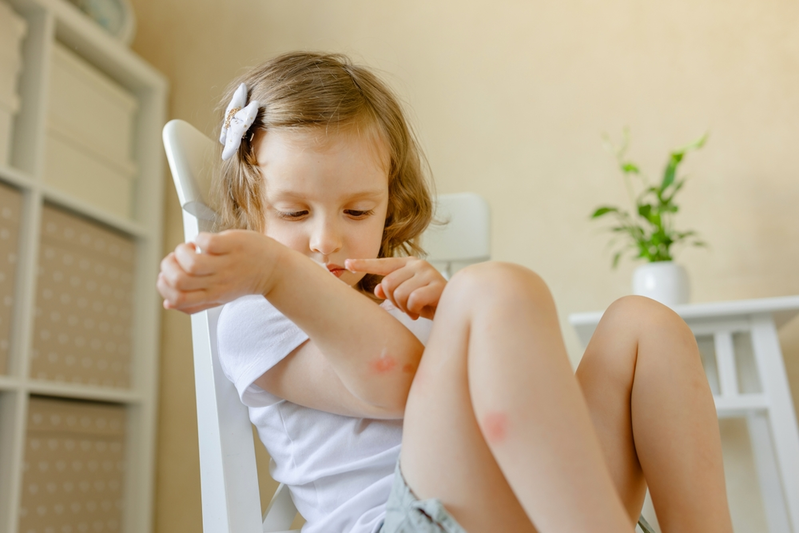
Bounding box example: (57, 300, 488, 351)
(376, 459, 657, 533)
(377, 460, 466, 533)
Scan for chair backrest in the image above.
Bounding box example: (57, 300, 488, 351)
(422, 192, 490, 278)
(162, 119, 491, 533)
(163, 120, 266, 533)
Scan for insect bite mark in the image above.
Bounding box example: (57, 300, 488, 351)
(369, 353, 397, 374)
(481, 411, 509, 444)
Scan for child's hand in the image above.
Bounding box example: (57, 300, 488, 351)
(157, 230, 279, 314)
(344, 257, 446, 320)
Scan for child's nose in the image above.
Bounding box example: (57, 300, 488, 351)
(309, 219, 343, 257)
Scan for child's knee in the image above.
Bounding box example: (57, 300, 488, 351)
(603, 295, 699, 364)
(443, 261, 552, 309)
(606, 296, 692, 335)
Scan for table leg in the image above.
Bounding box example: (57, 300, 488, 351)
(751, 315, 799, 531)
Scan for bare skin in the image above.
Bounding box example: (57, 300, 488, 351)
(394, 262, 733, 532)
(577, 296, 732, 532)
(158, 128, 732, 532)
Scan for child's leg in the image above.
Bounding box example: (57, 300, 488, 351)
(400, 262, 631, 533)
(576, 296, 733, 532)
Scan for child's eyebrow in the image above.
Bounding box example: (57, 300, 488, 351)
(344, 190, 387, 200)
(267, 189, 386, 201)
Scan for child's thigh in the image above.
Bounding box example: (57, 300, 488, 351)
(399, 286, 537, 533)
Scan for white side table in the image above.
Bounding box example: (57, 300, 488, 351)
(569, 296, 799, 533)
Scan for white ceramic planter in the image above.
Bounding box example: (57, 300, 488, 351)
(632, 261, 690, 307)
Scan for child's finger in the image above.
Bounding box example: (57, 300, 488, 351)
(157, 277, 197, 308)
(406, 284, 443, 320)
(160, 283, 217, 311)
(158, 254, 192, 290)
(345, 257, 411, 276)
(378, 268, 419, 310)
(173, 243, 216, 276)
(194, 231, 235, 255)
(386, 279, 415, 314)
(160, 264, 215, 295)
(168, 300, 222, 315)
(374, 284, 387, 300)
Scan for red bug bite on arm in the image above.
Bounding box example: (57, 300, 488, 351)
(369, 350, 398, 374)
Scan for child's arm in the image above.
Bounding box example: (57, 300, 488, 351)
(253, 256, 447, 419)
(158, 230, 429, 417)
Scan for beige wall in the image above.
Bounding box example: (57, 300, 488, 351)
(128, 1, 799, 531)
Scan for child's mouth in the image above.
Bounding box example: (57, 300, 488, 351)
(326, 264, 346, 278)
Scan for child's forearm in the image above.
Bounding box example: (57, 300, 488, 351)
(263, 245, 424, 413)
(158, 229, 421, 413)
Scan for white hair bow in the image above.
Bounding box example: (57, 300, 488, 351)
(219, 83, 260, 161)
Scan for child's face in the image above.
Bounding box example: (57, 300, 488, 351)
(253, 127, 390, 288)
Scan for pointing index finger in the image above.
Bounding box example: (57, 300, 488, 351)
(345, 257, 409, 276)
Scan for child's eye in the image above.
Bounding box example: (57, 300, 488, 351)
(345, 209, 375, 219)
(277, 210, 308, 220)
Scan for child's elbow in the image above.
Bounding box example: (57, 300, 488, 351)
(357, 387, 411, 420)
(365, 401, 407, 420)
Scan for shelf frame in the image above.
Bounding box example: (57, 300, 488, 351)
(0, 1, 168, 533)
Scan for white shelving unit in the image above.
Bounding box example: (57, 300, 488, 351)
(0, 0, 167, 532)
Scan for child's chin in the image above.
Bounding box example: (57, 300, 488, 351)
(342, 272, 365, 288)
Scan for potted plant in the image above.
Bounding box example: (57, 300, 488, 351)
(590, 130, 708, 306)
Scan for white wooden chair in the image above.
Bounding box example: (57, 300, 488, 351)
(162, 119, 491, 533)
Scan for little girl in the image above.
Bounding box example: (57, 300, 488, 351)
(157, 52, 733, 533)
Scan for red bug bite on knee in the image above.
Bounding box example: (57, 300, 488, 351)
(481, 411, 509, 444)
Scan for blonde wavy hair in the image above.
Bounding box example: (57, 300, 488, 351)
(211, 52, 434, 293)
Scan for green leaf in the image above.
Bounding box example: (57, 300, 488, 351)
(661, 159, 677, 191)
(621, 162, 640, 174)
(662, 133, 708, 192)
(612, 251, 623, 269)
(638, 186, 661, 204)
(591, 206, 619, 218)
(674, 132, 709, 154)
(647, 212, 663, 229)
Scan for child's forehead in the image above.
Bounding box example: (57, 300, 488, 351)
(254, 126, 390, 197)
(254, 124, 389, 166)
